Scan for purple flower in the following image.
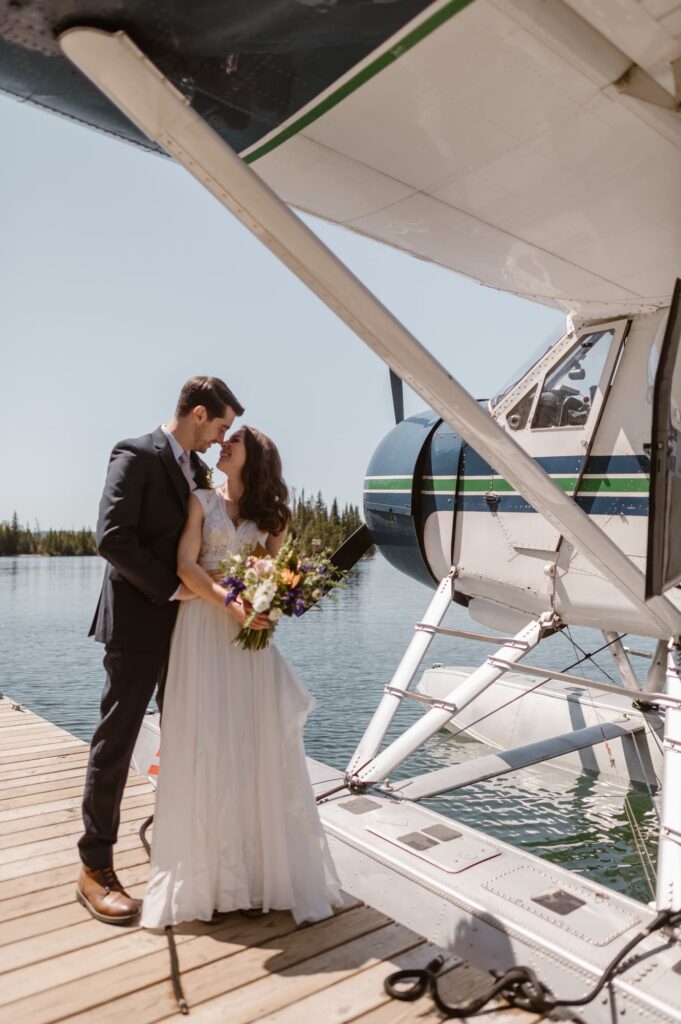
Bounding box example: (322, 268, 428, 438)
(293, 598, 306, 617)
(222, 575, 246, 606)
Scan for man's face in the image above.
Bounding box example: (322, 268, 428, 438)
(191, 405, 236, 452)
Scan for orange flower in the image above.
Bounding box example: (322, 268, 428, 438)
(280, 569, 301, 588)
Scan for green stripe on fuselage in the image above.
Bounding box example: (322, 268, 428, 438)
(364, 477, 412, 491)
(577, 477, 649, 494)
(365, 473, 649, 495)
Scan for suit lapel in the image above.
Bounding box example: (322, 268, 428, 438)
(190, 452, 209, 489)
(152, 427, 189, 507)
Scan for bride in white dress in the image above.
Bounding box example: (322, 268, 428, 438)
(141, 426, 342, 929)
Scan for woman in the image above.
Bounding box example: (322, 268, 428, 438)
(141, 427, 341, 928)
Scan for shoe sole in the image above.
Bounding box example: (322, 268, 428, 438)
(75, 886, 140, 925)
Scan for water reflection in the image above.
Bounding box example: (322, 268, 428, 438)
(0, 554, 660, 903)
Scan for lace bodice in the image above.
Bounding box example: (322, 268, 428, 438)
(193, 489, 268, 571)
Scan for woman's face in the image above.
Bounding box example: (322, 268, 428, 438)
(217, 428, 247, 476)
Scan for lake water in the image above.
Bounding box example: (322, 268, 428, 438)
(0, 555, 660, 904)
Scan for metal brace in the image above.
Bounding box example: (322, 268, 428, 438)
(414, 623, 517, 645)
(382, 685, 458, 716)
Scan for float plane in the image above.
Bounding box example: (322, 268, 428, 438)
(5, 1, 681, 1019)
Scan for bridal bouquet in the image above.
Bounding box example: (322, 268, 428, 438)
(219, 540, 346, 651)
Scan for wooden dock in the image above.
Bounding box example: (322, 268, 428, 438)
(0, 695, 547, 1023)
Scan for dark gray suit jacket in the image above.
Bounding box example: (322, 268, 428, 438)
(89, 427, 210, 650)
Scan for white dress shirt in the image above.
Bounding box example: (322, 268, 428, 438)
(161, 423, 186, 464)
(161, 424, 193, 601)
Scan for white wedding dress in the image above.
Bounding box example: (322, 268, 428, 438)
(141, 488, 342, 929)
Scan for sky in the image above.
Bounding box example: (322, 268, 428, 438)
(0, 92, 565, 529)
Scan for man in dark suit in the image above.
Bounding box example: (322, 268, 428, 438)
(77, 376, 244, 924)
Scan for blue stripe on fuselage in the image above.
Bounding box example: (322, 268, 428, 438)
(417, 494, 649, 516)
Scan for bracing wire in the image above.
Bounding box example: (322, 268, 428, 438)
(623, 797, 657, 899)
(563, 625, 619, 685)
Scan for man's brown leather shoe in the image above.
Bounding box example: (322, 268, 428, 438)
(76, 866, 141, 925)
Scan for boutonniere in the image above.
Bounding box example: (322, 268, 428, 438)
(191, 457, 213, 489)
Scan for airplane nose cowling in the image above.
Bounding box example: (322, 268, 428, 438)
(363, 411, 464, 589)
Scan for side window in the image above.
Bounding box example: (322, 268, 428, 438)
(532, 330, 614, 430)
(506, 385, 537, 431)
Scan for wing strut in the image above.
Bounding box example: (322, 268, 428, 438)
(59, 27, 681, 639)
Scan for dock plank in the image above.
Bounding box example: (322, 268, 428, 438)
(0, 752, 90, 780)
(0, 801, 150, 853)
(0, 790, 152, 838)
(0, 811, 151, 867)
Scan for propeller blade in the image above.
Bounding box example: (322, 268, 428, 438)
(390, 369, 404, 424)
(330, 524, 374, 571)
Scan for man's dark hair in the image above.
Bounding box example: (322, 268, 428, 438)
(176, 376, 244, 420)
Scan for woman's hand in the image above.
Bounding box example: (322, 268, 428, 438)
(176, 583, 198, 601)
(227, 598, 271, 630)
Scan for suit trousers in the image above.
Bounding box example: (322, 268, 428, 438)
(78, 645, 168, 870)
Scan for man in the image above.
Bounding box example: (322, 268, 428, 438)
(77, 376, 244, 924)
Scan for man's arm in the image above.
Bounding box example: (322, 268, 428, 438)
(96, 442, 180, 604)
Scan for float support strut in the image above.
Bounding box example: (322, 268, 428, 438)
(346, 572, 455, 777)
(656, 642, 681, 912)
(351, 612, 554, 788)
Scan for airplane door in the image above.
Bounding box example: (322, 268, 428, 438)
(493, 321, 626, 540)
(646, 280, 681, 599)
(454, 321, 627, 609)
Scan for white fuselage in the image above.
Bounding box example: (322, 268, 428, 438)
(418, 310, 679, 637)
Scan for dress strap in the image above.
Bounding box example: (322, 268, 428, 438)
(192, 488, 216, 514)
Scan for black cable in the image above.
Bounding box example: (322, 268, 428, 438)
(139, 812, 190, 1015)
(139, 815, 153, 856)
(165, 925, 190, 1015)
(315, 781, 350, 804)
(384, 909, 681, 1018)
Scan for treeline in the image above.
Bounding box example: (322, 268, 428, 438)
(0, 513, 96, 557)
(1, 494, 373, 558)
(289, 490, 373, 557)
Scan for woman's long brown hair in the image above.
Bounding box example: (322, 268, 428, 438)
(238, 427, 291, 536)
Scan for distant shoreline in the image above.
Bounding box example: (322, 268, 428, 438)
(0, 552, 97, 558)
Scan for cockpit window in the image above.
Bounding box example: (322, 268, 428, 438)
(531, 330, 614, 430)
(491, 326, 565, 409)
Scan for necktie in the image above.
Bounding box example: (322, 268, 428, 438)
(178, 451, 196, 491)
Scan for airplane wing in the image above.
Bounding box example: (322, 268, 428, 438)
(3, 0, 681, 316)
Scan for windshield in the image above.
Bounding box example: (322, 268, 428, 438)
(491, 326, 566, 408)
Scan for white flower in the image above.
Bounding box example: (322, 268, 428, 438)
(268, 607, 283, 623)
(252, 580, 277, 613)
(244, 568, 258, 586)
(312, 589, 322, 600)
(232, 554, 242, 564)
